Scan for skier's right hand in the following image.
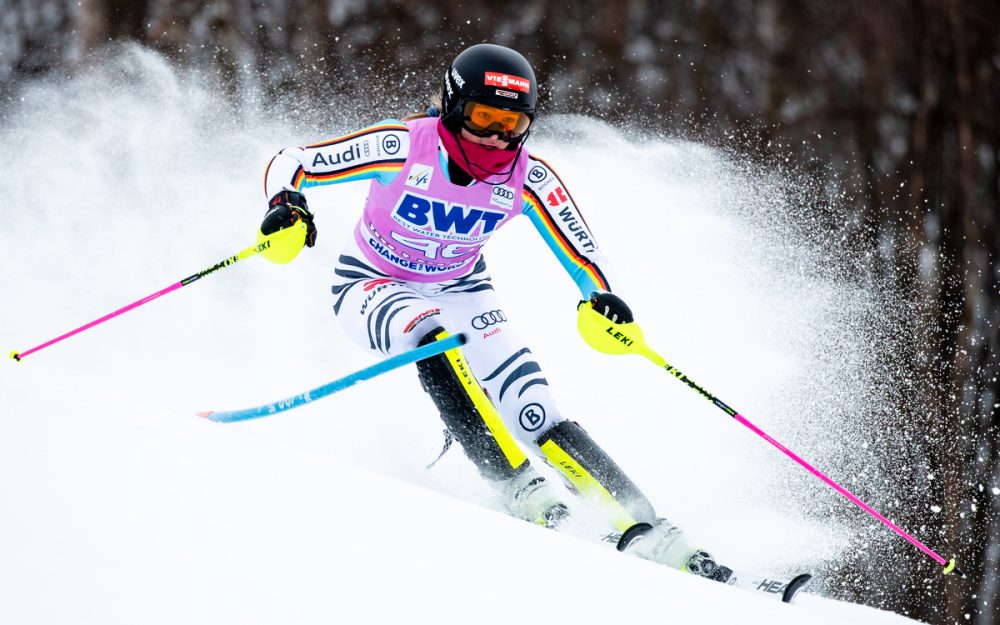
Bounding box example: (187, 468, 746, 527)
(576, 293, 646, 356)
(584, 291, 634, 324)
(262, 190, 317, 247)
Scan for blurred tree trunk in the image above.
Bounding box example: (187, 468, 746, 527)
(78, 0, 109, 52)
(76, 0, 147, 45)
(106, 0, 146, 40)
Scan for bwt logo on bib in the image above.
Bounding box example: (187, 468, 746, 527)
(394, 193, 507, 236)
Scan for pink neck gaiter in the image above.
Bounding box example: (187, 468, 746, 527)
(436, 119, 518, 179)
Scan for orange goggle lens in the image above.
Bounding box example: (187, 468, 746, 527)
(461, 102, 532, 138)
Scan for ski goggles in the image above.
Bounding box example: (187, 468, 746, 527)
(461, 101, 532, 140)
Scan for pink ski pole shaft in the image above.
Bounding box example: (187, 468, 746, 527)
(10, 226, 301, 362)
(642, 345, 964, 578)
(576, 304, 965, 578)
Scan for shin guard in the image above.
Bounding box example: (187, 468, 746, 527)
(536, 420, 657, 529)
(416, 328, 528, 483)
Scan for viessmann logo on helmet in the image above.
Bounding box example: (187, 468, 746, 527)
(483, 72, 530, 93)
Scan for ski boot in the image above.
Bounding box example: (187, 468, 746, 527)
(616, 519, 729, 580)
(502, 468, 570, 529)
(618, 520, 812, 602)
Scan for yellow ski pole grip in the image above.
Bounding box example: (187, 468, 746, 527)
(576, 301, 665, 365)
(257, 220, 308, 264)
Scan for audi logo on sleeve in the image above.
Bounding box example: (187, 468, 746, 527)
(471, 310, 507, 329)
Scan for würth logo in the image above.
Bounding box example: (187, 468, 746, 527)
(484, 72, 530, 93)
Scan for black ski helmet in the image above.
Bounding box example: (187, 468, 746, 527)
(441, 43, 537, 136)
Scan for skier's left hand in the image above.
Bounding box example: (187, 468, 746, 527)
(582, 291, 633, 324)
(263, 190, 317, 247)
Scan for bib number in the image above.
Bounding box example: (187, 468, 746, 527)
(390, 232, 477, 259)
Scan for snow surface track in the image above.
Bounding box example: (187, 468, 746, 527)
(1, 47, 915, 624)
(2, 399, 916, 624)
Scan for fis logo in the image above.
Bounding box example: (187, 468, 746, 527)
(393, 193, 506, 237)
(405, 164, 434, 190)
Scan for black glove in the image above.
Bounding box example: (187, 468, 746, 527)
(262, 190, 317, 247)
(585, 291, 634, 323)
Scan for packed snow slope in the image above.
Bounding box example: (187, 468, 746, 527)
(1, 48, 920, 624)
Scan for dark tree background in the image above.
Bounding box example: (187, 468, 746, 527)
(3, 1, 998, 622)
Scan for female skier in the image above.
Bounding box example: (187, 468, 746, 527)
(258, 43, 724, 581)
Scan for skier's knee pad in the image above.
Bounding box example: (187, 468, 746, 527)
(535, 420, 657, 529)
(416, 327, 529, 482)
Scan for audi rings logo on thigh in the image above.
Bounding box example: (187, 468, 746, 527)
(519, 403, 546, 432)
(471, 310, 507, 330)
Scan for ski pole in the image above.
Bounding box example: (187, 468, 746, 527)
(9, 223, 306, 363)
(198, 333, 466, 423)
(577, 303, 966, 578)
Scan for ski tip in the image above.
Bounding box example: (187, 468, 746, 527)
(782, 573, 812, 603)
(10, 350, 21, 362)
(196, 411, 215, 420)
